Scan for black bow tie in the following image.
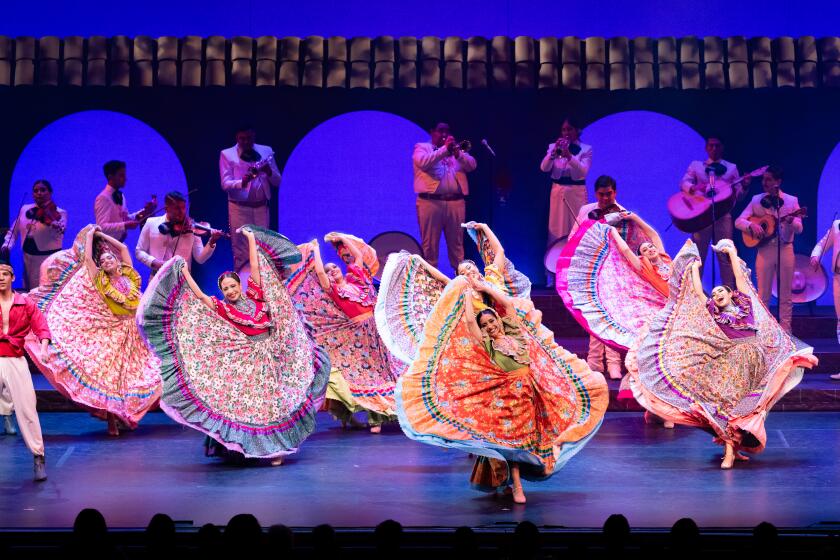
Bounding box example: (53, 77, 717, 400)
(705, 162, 727, 177)
(111, 189, 123, 206)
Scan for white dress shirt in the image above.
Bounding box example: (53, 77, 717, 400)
(93, 184, 143, 241)
(219, 143, 282, 203)
(680, 159, 740, 194)
(812, 220, 840, 274)
(569, 201, 627, 238)
(412, 142, 477, 195)
(135, 216, 216, 271)
(3, 203, 67, 253)
(539, 142, 593, 182)
(735, 191, 803, 244)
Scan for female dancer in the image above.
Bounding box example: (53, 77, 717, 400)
(397, 275, 607, 503)
(624, 239, 817, 469)
(139, 226, 329, 463)
(376, 222, 535, 365)
(25, 225, 161, 436)
(287, 233, 398, 433)
(558, 211, 669, 353)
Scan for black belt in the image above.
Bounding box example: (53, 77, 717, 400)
(418, 193, 465, 201)
(552, 178, 586, 186)
(22, 237, 60, 257)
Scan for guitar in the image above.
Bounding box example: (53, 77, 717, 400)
(741, 206, 808, 248)
(667, 165, 768, 233)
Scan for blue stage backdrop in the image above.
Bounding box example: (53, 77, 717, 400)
(278, 111, 435, 270)
(9, 110, 186, 288)
(3, 0, 838, 39)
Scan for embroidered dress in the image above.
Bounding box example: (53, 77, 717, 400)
(25, 226, 161, 428)
(375, 229, 534, 365)
(285, 241, 400, 419)
(138, 228, 329, 458)
(556, 220, 669, 350)
(396, 277, 608, 490)
(624, 240, 818, 453)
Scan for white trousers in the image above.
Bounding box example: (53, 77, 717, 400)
(228, 201, 270, 273)
(0, 357, 44, 456)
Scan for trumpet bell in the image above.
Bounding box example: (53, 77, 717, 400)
(458, 140, 472, 152)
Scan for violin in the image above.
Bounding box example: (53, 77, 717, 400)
(25, 201, 62, 226)
(588, 203, 622, 221)
(158, 219, 229, 239)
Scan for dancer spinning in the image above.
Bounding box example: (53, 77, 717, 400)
(376, 222, 533, 365)
(26, 226, 161, 436)
(624, 239, 817, 469)
(397, 276, 607, 503)
(557, 211, 670, 352)
(287, 233, 398, 433)
(139, 226, 329, 463)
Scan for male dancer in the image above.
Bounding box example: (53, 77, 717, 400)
(0, 260, 51, 481)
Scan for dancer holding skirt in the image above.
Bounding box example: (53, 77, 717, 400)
(26, 226, 161, 436)
(138, 226, 329, 463)
(624, 239, 816, 469)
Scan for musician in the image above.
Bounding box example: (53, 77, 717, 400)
(810, 216, 840, 352)
(540, 118, 592, 286)
(135, 191, 222, 274)
(680, 136, 752, 287)
(1, 180, 67, 290)
(413, 122, 477, 270)
(569, 175, 626, 379)
(735, 165, 801, 332)
(219, 124, 282, 273)
(94, 160, 155, 243)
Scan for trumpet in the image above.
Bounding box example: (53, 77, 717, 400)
(445, 138, 472, 153)
(552, 138, 570, 157)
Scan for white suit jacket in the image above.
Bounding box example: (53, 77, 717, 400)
(412, 142, 477, 195)
(539, 142, 593, 182)
(135, 216, 216, 271)
(735, 191, 803, 244)
(219, 143, 282, 203)
(812, 220, 840, 274)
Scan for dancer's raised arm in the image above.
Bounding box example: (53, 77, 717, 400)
(465, 222, 505, 270)
(626, 212, 665, 254)
(715, 242, 750, 294)
(463, 289, 483, 343)
(180, 265, 215, 311)
(690, 261, 706, 300)
(311, 240, 331, 291)
(609, 227, 642, 273)
(414, 255, 451, 284)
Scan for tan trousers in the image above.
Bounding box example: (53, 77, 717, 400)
(0, 357, 44, 456)
(416, 197, 465, 270)
(548, 184, 587, 245)
(756, 240, 795, 332)
(587, 335, 622, 377)
(692, 214, 735, 288)
(23, 253, 50, 292)
(228, 201, 270, 273)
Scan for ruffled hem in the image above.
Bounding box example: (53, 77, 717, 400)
(139, 252, 330, 459)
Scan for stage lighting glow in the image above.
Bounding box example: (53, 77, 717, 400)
(815, 141, 840, 306)
(278, 111, 437, 271)
(8, 110, 187, 288)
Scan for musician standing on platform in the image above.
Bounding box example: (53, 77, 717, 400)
(94, 160, 156, 243)
(1, 180, 67, 291)
(540, 118, 592, 287)
(219, 125, 282, 273)
(680, 136, 751, 287)
(811, 216, 840, 353)
(735, 165, 801, 333)
(412, 122, 477, 271)
(570, 175, 626, 379)
(135, 191, 222, 274)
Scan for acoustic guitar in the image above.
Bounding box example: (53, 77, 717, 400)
(667, 166, 768, 233)
(741, 206, 808, 248)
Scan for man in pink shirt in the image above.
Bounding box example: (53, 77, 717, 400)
(93, 160, 156, 242)
(0, 260, 52, 481)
